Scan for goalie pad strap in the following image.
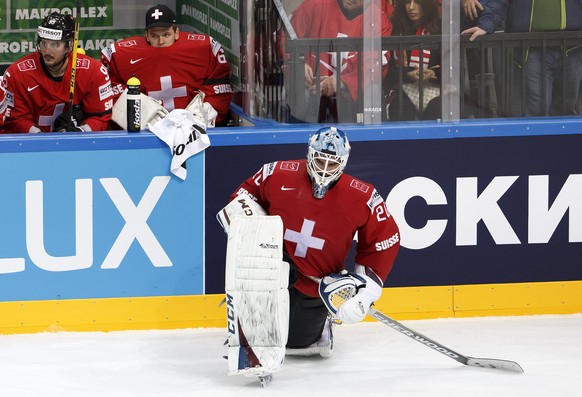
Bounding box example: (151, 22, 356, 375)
(225, 216, 289, 376)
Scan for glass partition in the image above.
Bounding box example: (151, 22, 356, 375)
(239, 0, 582, 125)
(2, 1, 579, 127)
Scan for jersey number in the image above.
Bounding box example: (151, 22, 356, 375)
(375, 204, 388, 222)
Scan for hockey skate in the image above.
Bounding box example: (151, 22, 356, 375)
(286, 316, 334, 358)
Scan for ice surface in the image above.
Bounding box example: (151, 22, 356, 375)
(1, 314, 580, 396)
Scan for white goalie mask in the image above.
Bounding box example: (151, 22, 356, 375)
(306, 127, 351, 199)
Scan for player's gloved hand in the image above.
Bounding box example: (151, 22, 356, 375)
(336, 272, 382, 324)
(185, 91, 218, 128)
(53, 105, 85, 132)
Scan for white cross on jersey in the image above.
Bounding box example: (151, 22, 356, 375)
(148, 75, 187, 111)
(284, 219, 325, 258)
(39, 103, 65, 129)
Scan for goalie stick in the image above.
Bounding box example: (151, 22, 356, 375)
(367, 308, 524, 373)
(317, 273, 524, 373)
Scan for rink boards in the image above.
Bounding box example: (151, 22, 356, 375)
(0, 119, 581, 333)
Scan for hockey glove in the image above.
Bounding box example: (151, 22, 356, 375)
(111, 90, 169, 130)
(185, 91, 218, 128)
(53, 105, 86, 132)
(336, 272, 381, 324)
(319, 268, 383, 324)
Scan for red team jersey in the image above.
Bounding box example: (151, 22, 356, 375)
(232, 160, 400, 297)
(290, 0, 393, 101)
(0, 52, 113, 133)
(100, 34, 233, 125)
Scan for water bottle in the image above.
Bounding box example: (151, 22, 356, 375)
(126, 75, 141, 132)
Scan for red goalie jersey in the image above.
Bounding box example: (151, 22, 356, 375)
(231, 160, 400, 298)
(101, 34, 233, 125)
(0, 52, 113, 133)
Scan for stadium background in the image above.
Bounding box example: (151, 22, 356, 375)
(0, 1, 580, 334)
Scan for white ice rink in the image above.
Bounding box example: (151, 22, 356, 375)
(1, 314, 581, 396)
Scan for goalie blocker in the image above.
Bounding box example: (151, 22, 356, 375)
(225, 215, 289, 377)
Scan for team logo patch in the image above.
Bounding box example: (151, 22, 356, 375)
(350, 179, 370, 193)
(188, 34, 206, 41)
(280, 161, 300, 171)
(99, 82, 113, 100)
(117, 40, 137, 48)
(76, 58, 91, 70)
(17, 59, 36, 72)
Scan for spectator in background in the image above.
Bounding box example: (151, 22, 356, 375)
(0, 12, 113, 133)
(286, 0, 393, 123)
(462, 0, 485, 23)
(460, 0, 500, 118)
(462, 0, 582, 116)
(101, 4, 233, 127)
(386, 0, 442, 121)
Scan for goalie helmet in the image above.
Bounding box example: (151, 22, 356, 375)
(36, 12, 75, 47)
(306, 127, 351, 199)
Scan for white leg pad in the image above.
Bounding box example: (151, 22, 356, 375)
(225, 215, 289, 376)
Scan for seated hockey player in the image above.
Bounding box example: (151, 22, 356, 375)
(100, 4, 233, 129)
(218, 126, 400, 383)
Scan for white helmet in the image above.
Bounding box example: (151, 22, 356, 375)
(307, 127, 351, 199)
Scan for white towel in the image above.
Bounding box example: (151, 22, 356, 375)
(148, 109, 211, 180)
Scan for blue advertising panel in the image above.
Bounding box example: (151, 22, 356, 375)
(0, 144, 205, 301)
(204, 132, 582, 293)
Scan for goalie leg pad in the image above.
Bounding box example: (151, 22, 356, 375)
(225, 216, 289, 376)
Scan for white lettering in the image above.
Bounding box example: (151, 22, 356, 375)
(387, 176, 448, 250)
(0, 258, 25, 274)
(388, 174, 580, 249)
(100, 176, 172, 269)
(0, 176, 174, 274)
(26, 179, 93, 271)
(528, 174, 582, 243)
(14, 7, 108, 20)
(456, 176, 520, 246)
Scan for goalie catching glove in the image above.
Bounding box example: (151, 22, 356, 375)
(319, 265, 383, 324)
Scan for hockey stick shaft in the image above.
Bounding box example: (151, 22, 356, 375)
(272, 0, 297, 40)
(368, 307, 467, 364)
(68, 0, 81, 131)
(315, 273, 523, 372)
(367, 307, 524, 373)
